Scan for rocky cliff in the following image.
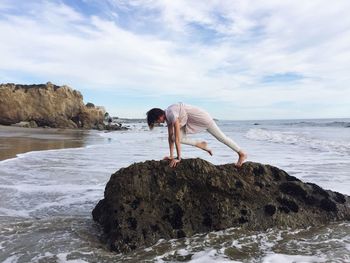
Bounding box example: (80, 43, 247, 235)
(0, 82, 105, 129)
(92, 158, 350, 253)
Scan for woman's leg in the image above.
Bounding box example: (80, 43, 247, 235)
(207, 122, 247, 166)
(207, 122, 241, 152)
(180, 128, 212, 155)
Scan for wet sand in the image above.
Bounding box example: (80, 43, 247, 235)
(0, 125, 95, 161)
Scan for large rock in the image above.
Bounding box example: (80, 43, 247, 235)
(92, 159, 350, 253)
(0, 82, 105, 129)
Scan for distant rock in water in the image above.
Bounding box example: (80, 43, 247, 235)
(0, 82, 105, 129)
(92, 159, 350, 253)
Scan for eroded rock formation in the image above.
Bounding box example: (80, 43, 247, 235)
(0, 82, 105, 129)
(92, 159, 350, 253)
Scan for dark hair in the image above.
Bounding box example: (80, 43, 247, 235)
(146, 108, 164, 130)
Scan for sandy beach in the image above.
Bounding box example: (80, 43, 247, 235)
(0, 125, 93, 161)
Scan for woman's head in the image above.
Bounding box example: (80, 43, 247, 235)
(146, 108, 165, 129)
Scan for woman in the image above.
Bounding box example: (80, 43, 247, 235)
(147, 103, 247, 168)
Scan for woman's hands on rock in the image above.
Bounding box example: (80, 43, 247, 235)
(169, 158, 181, 167)
(163, 156, 181, 167)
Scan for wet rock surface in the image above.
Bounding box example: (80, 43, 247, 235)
(92, 159, 350, 253)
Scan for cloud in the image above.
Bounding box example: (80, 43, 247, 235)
(0, 0, 349, 119)
(261, 72, 305, 84)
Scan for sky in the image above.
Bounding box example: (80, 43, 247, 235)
(0, 0, 349, 120)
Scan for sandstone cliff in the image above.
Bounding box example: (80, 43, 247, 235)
(92, 159, 350, 253)
(0, 82, 105, 129)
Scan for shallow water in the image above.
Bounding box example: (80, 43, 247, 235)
(0, 119, 349, 262)
(0, 127, 95, 161)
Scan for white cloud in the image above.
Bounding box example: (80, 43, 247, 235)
(0, 0, 12, 10)
(0, 0, 349, 119)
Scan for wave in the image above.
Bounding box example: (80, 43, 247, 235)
(245, 128, 350, 154)
(282, 120, 350, 128)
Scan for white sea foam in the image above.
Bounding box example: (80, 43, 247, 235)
(0, 207, 30, 217)
(188, 249, 233, 263)
(245, 128, 350, 154)
(0, 143, 99, 165)
(56, 253, 90, 263)
(1, 254, 21, 263)
(262, 253, 326, 263)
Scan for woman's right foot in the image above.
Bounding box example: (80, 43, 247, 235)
(236, 150, 247, 167)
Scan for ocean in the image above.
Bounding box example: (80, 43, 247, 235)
(0, 118, 349, 262)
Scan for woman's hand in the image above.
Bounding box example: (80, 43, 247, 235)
(163, 156, 181, 167)
(169, 158, 181, 167)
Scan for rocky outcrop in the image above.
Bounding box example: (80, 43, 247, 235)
(92, 159, 350, 253)
(0, 82, 106, 129)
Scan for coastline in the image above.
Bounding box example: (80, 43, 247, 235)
(0, 119, 349, 262)
(0, 125, 93, 161)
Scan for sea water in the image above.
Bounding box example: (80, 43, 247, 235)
(0, 119, 349, 262)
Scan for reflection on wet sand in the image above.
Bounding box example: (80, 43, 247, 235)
(0, 125, 93, 161)
(0, 137, 85, 161)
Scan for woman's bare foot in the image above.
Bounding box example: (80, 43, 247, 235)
(235, 150, 247, 167)
(197, 141, 213, 156)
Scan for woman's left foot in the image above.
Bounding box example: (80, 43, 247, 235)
(198, 141, 213, 156)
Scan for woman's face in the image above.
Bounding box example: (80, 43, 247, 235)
(156, 114, 166, 123)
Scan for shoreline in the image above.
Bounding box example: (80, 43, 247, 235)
(0, 125, 95, 161)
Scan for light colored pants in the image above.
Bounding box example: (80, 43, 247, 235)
(180, 122, 241, 153)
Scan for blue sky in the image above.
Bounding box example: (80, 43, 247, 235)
(0, 0, 349, 120)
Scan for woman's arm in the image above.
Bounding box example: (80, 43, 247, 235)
(170, 119, 181, 167)
(174, 119, 181, 160)
(167, 124, 175, 159)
